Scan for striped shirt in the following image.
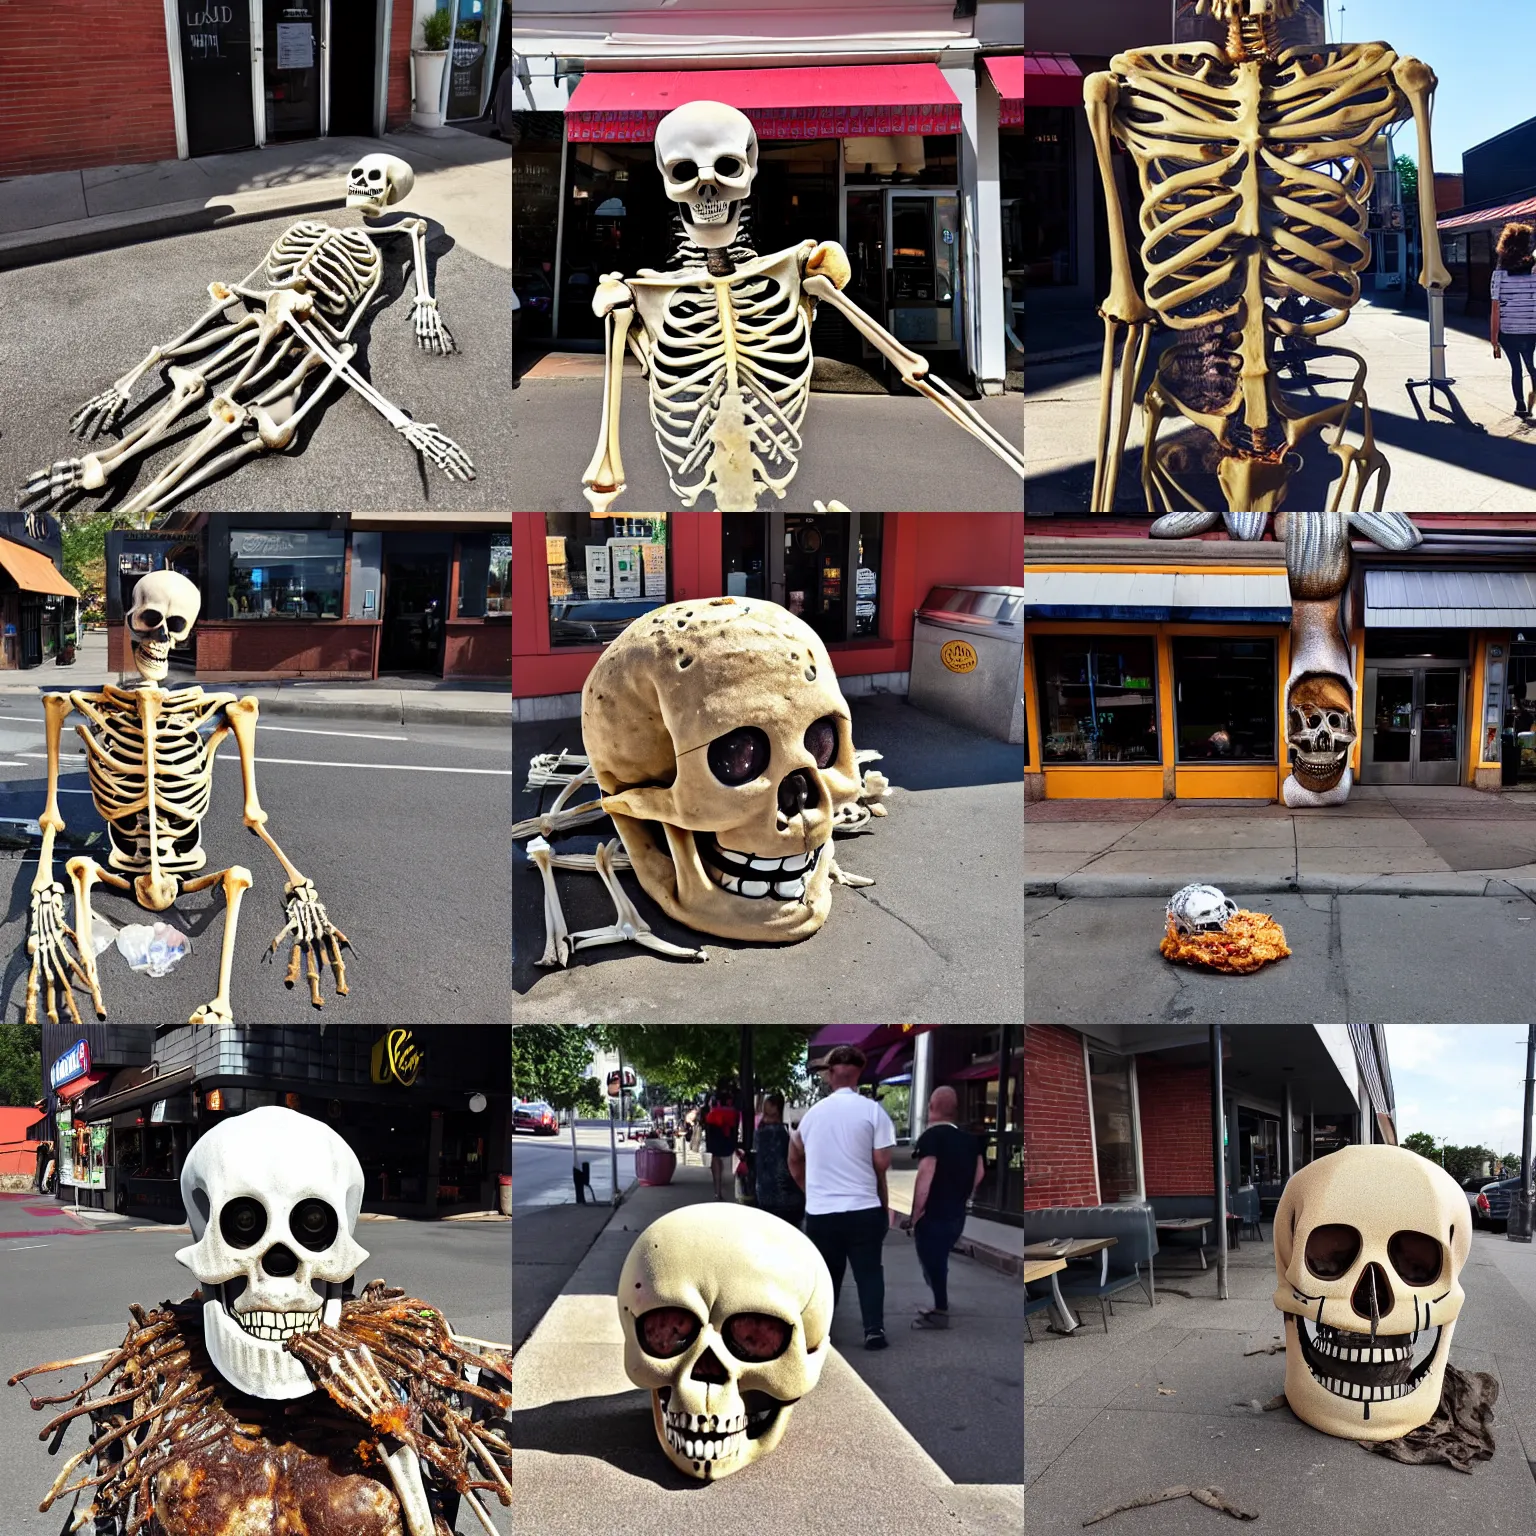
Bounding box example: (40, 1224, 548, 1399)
(1492, 266, 1536, 336)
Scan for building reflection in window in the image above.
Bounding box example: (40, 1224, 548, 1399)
(228, 529, 344, 619)
(545, 514, 669, 647)
(1035, 636, 1160, 763)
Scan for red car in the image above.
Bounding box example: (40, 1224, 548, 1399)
(513, 1102, 559, 1136)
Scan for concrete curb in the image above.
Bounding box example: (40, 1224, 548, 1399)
(0, 184, 346, 270)
(1030, 871, 1536, 899)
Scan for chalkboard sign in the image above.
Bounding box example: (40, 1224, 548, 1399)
(179, 0, 255, 156)
(447, 39, 486, 121)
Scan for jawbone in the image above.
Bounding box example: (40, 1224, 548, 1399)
(202, 1294, 342, 1400)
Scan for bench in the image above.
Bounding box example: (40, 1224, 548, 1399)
(1023, 1204, 1157, 1333)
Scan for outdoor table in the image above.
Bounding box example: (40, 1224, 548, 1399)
(1156, 1216, 1213, 1270)
(1023, 1237, 1118, 1335)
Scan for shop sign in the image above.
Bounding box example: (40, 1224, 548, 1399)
(607, 1067, 636, 1096)
(372, 1029, 425, 1087)
(49, 1039, 92, 1091)
(940, 639, 978, 674)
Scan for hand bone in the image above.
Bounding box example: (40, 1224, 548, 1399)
(397, 420, 475, 480)
(412, 297, 457, 355)
(25, 882, 92, 1026)
(267, 878, 351, 1007)
(69, 387, 130, 439)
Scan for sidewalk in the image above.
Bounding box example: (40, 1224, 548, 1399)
(0, 125, 511, 272)
(512, 1162, 1023, 1535)
(5, 629, 509, 728)
(1026, 785, 1536, 899)
(886, 1163, 1025, 1277)
(1026, 1227, 1536, 1534)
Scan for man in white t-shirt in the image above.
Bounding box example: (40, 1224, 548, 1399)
(789, 1045, 897, 1350)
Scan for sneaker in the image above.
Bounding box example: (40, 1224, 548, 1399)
(863, 1329, 888, 1351)
(912, 1310, 950, 1329)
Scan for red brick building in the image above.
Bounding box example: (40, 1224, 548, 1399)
(1025, 1024, 1398, 1214)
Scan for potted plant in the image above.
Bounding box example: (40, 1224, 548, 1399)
(412, 7, 452, 130)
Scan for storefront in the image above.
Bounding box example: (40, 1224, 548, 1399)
(511, 5, 1018, 394)
(41, 1024, 510, 1220)
(0, 514, 82, 671)
(914, 1025, 1022, 1226)
(105, 513, 509, 681)
(513, 511, 1024, 717)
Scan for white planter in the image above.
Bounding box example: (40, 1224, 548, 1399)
(412, 49, 448, 129)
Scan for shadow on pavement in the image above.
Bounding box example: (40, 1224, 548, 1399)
(512, 1387, 704, 1487)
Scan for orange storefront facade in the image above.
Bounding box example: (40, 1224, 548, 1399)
(512, 512, 1024, 715)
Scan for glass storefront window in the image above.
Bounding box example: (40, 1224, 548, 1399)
(1022, 108, 1073, 285)
(546, 514, 668, 647)
(513, 112, 564, 343)
(1034, 636, 1159, 763)
(457, 530, 511, 617)
(1173, 638, 1276, 762)
(853, 513, 882, 638)
(722, 514, 768, 599)
(228, 529, 344, 619)
(1088, 1051, 1139, 1202)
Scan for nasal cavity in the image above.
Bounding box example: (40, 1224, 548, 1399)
(777, 769, 820, 818)
(690, 1347, 729, 1384)
(1350, 1261, 1393, 1321)
(262, 1243, 300, 1278)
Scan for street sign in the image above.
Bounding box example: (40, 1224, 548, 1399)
(49, 1040, 91, 1091)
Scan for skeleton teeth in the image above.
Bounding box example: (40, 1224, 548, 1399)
(690, 200, 730, 223)
(717, 848, 749, 867)
(773, 878, 806, 900)
(738, 880, 770, 898)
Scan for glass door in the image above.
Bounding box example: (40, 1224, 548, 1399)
(1419, 667, 1463, 784)
(1362, 665, 1464, 785)
(179, 0, 256, 157)
(1365, 669, 1415, 784)
(265, 0, 321, 140)
(888, 190, 959, 351)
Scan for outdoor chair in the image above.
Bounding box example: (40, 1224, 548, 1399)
(1024, 1289, 1053, 1344)
(1232, 1184, 1263, 1242)
(1024, 1204, 1158, 1334)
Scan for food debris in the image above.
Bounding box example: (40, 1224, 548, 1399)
(1160, 911, 1291, 974)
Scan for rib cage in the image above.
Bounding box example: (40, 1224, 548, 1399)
(262, 222, 381, 319)
(71, 686, 233, 876)
(631, 248, 813, 509)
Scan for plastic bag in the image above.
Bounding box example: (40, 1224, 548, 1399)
(116, 922, 192, 977)
(89, 917, 119, 959)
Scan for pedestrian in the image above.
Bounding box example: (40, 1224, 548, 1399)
(754, 1092, 805, 1228)
(789, 1046, 896, 1350)
(702, 1078, 741, 1201)
(902, 1086, 987, 1329)
(1491, 221, 1536, 418)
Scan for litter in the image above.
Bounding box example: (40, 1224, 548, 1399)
(1082, 1485, 1258, 1527)
(116, 922, 192, 977)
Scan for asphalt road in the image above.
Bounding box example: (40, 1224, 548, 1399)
(508, 377, 1025, 512)
(1027, 892, 1536, 1023)
(511, 1122, 636, 1209)
(0, 1195, 511, 1534)
(0, 703, 511, 1023)
(0, 210, 510, 514)
(512, 696, 1024, 1023)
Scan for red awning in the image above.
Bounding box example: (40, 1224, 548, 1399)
(983, 56, 1025, 126)
(1439, 192, 1536, 233)
(55, 1072, 107, 1104)
(1010, 52, 1084, 116)
(566, 64, 961, 143)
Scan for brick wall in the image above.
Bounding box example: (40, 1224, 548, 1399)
(1138, 1056, 1214, 1195)
(0, 0, 179, 178)
(386, 1, 417, 128)
(1024, 1025, 1099, 1209)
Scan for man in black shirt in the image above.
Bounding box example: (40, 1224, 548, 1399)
(905, 1086, 986, 1328)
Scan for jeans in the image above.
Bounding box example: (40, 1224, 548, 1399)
(758, 1202, 804, 1229)
(913, 1214, 967, 1311)
(804, 1205, 888, 1333)
(1501, 331, 1536, 410)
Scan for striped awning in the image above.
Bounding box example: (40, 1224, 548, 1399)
(1438, 193, 1536, 233)
(1364, 568, 1536, 626)
(1024, 569, 1290, 622)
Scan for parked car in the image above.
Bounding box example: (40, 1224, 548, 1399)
(1475, 1175, 1521, 1231)
(1461, 1175, 1498, 1225)
(513, 1101, 559, 1136)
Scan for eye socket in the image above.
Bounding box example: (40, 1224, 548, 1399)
(638, 1306, 702, 1358)
(723, 1312, 791, 1362)
(136, 609, 164, 630)
(1387, 1229, 1443, 1287)
(803, 715, 839, 769)
(708, 726, 771, 785)
(714, 156, 743, 178)
(1304, 1222, 1362, 1280)
(290, 1198, 339, 1253)
(668, 158, 699, 182)
(219, 1196, 267, 1250)
(166, 615, 189, 634)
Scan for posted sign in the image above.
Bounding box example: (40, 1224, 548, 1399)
(49, 1039, 92, 1091)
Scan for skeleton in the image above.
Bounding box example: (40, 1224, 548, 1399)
(1166, 882, 1239, 934)
(580, 100, 1024, 512)
(513, 596, 893, 967)
(9, 1107, 513, 1536)
(1151, 510, 1422, 804)
(617, 1203, 833, 1480)
(1086, 0, 1450, 515)
(1273, 1143, 1469, 1440)
(21, 155, 472, 522)
(23, 570, 352, 1026)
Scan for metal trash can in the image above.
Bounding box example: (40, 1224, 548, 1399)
(909, 585, 1024, 744)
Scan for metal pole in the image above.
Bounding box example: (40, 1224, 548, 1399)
(1309, 1109, 1315, 1166)
(1210, 1025, 1228, 1300)
(1510, 1026, 1535, 1242)
(610, 1047, 623, 1205)
(1282, 1080, 1294, 1184)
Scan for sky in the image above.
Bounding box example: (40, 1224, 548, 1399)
(1321, 0, 1536, 165)
(1387, 1024, 1533, 1156)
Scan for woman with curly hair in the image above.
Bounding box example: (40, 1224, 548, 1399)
(1492, 221, 1536, 418)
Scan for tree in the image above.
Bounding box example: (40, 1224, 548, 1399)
(592, 1027, 815, 1098)
(511, 1026, 599, 1113)
(1401, 1131, 1439, 1162)
(60, 512, 127, 626)
(1504, 1153, 1523, 1179)
(1395, 153, 1418, 212)
(1440, 1144, 1495, 1183)
(0, 1022, 42, 1107)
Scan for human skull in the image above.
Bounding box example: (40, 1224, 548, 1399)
(345, 153, 414, 213)
(1196, 0, 1300, 18)
(175, 1106, 368, 1400)
(1274, 1145, 1469, 1440)
(126, 569, 200, 684)
(582, 598, 863, 943)
(1166, 882, 1239, 935)
(618, 1204, 833, 1480)
(1287, 674, 1357, 793)
(654, 101, 758, 250)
